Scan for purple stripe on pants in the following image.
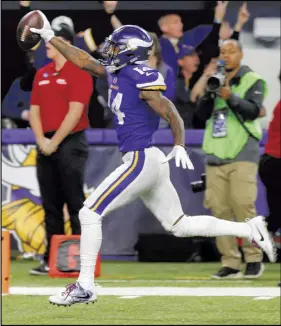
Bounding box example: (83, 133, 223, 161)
(88, 152, 138, 210)
(94, 151, 146, 215)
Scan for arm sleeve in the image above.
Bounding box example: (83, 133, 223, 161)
(68, 70, 93, 105)
(30, 72, 41, 106)
(199, 22, 221, 47)
(230, 31, 240, 40)
(227, 80, 265, 120)
(189, 22, 221, 88)
(20, 65, 37, 92)
(163, 68, 176, 101)
(89, 11, 115, 46)
(196, 22, 221, 58)
(195, 93, 215, 122)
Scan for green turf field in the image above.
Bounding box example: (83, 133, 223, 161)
(2, 260, 281, 325)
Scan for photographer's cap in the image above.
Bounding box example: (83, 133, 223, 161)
(178, 44, 197, 59)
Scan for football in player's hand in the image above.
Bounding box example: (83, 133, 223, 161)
(17, 10, 43, 51)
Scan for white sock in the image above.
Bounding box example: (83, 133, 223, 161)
(170, 215, 252, 239)
(77, 206, 102, 292)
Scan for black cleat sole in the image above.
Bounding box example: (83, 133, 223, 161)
(49, 300, 96, 306)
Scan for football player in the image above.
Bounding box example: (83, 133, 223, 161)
(30, 11, 276, 306)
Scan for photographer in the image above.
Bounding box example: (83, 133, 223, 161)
(195, 39, 268, 279)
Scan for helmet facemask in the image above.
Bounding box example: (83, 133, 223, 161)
(99, 38, 132, 72)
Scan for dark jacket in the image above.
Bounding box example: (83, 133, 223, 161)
(195, 65, 265, 123)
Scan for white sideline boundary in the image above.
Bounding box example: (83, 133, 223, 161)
(7, 287, 281, 297)
(96, 279, 252, 283)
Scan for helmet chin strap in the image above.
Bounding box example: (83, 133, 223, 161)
(103, 54, 142, 73)
(134, 59, 149, 64)
(105, 62, 128, 73)
(129, 55, 141, 64)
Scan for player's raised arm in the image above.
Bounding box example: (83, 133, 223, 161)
(140, 90, 194, 170)
(49, 37, 106, 78)
(30, 10, 106, 78)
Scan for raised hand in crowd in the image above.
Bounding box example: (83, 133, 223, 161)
(234, 2, 250, 32)
(203, 59, 217, 79)
(19, 1, 30, 7)
(102, 1, 122, 30)
(103, 0, 118, 14)
(214, 1, 229, 23)
(190, 59, 217, 103)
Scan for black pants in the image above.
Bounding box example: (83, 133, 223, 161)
(36, 131, 88, 264)
(258, 154, 281, 233)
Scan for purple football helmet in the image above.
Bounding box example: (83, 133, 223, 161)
(99, 25, 153, 72)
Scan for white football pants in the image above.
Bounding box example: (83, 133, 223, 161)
(83, 147, 183, 231)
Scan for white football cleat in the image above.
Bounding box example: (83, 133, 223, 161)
(49, 282, 97, 306)
(246, 216, 277, 263)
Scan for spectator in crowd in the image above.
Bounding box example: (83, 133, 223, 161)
(190, 2, 249, 106)
(148, 32, 176, 129)
(173, 44, 201, 128)
(158, 14, 184, 78)
(218, 3, 249, 44)
(157, 1, 248, 96)
(148, 32, 176, 102)
(189, 1, 249, 90)
(157, 2, 228, 84)
(190, 58, 217, 104)
(219, 20, 232, 42)
(2, 76, 31, 128)
(258, 86, 281, 245)
(29, 26, 93, 275)
(195, 39, 268, 279)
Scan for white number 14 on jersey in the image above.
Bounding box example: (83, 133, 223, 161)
(108, 89, 125, 125)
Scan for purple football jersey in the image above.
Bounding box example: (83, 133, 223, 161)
(107, 64, 167, 152)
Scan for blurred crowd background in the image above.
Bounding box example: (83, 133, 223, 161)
(2, 1, 280, 130)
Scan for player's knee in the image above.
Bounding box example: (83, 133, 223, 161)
(170, 216, 187, 238)
(79, 206, 102, 225)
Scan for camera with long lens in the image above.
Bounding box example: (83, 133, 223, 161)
(206, 59, 226, 93)
(191, 173, 206, 193)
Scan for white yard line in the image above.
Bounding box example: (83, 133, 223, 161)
(119, 296, 142, 299)
(7, 287, 281, 297)
(96, 279, 252, 283)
